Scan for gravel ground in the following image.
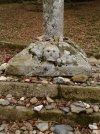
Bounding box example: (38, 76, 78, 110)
(0, 95, 100, 134)
(0, 0, 100, 53)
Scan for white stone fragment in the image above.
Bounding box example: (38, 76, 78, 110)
(34, 105, 43, 111)
(0, 76, 13, 82)
(20, 97, 25, 101)
(33, 130, 37, 134)
(89, 123, 98, 130)
(0, 63, 8, 71)
(0, 76, 7, 81)
(83, 102, 90, 109)
(24, 79, 30, 82)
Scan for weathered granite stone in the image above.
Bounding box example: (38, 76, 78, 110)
(6, 40, 91, 77)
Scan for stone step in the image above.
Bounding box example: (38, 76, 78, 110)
(0, 105, 100, 125)
(0, 82, 100, 102)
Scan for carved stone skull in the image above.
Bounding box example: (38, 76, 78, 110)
(43, 45, 60, 62)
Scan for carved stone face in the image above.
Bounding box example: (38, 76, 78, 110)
(43, 45, 60, 62)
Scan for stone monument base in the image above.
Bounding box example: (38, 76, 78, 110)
(6, 38, 91, 77)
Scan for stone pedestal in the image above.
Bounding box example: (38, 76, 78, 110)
(6, 38, 91, 77)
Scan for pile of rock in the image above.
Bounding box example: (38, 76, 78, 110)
(0, 120, 99, 134)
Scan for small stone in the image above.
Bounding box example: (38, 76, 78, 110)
(20, 97, 25, 101)
(92, 130, 99, 134)
(36, 123, 49, 132)
(0, 76, 7, 81)
(30, 97, 38, 104)
(0, 63, 8, 71)
(89, 123, 98, 130)
(26, 103, 30, 107)
(92, 105, 99, 112)
(6, 94, 13, 100)
(34, 105, 43, 111)
(0, 99, 10, 106)
(24, 79, 31, 82)
(70, 102, 86, 113)
(54, 77, 71, 85)
(53, 77, 71, 84)
(41, 80, 48, 84)
(64, 78, 72, 85)
(10, 98, 17, 104)
(32, 130, 37, 134)
(88, 57, 98, 65)
(71, 105, 85, 113)
(87, 81, 91, 86)
(24, 122, 33, 131)
(60, 107, 70, 113)
(46, 96, 54, 103)
(20, 126, 27, 131)
(53, 77, 65, 84)
(17, 100, 24, 105)
(72, 74, 88, 83)
(83, 102, 90, 109)
(72, 101, 86, 108)
(15, 130, 21, 134)
(54, 125, 74, 134)
(0, 125, 5, 132)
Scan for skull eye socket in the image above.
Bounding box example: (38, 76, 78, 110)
(47, 50, 50, 53)
(53, 50, 55, 53)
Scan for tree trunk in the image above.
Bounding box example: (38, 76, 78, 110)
(43, 0, 64, 41)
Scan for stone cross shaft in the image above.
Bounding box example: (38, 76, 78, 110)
(43, 0, 64, 41)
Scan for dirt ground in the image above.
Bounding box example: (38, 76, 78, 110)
(0, 0, 100, 54)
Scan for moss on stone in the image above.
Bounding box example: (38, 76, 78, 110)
(59, 85, 100, 102)
(71, 74, 88, 82)
(0, 106, 34, 121)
